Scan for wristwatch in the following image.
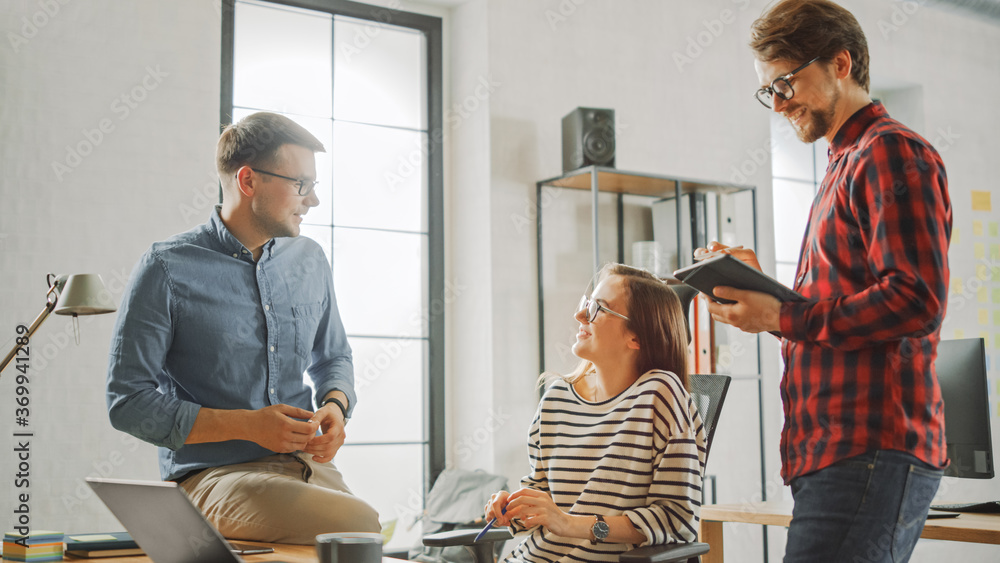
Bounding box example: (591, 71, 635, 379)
(590, 515, 609, 544)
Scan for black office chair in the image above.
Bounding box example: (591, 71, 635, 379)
(422, 372, 731, 563)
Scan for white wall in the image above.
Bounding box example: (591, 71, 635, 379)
(447, 1, 1000, 561)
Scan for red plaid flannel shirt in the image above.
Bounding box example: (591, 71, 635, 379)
(778, 102, 951, 483)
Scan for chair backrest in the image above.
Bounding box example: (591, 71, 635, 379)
(687, 373, 731, 468)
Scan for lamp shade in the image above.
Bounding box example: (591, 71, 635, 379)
(53, 274, 118, 315)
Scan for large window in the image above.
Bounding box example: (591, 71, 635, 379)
(222, 0, 443, 549)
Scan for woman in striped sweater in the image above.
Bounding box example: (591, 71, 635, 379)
(485, 264, 707, 562)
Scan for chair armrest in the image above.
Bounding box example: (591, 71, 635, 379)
(422, 527, 514, 547)
(619, 542, 710, 563)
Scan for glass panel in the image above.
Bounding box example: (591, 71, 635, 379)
(335, 444, 424, 550)
(333, 122, 427, 232)
(234, 2, 332, 118)
(334, 17, 426, 130)
(813, 137, 830, 181)
(333, 228, 427, 338)
(770, 112, 815, 183)
(346, 337, 425, 443)
(772, 179, 814, 263)
(231, 107, 334, 227)
(776, 262, 798, 289)
(299, 224, 332, 264)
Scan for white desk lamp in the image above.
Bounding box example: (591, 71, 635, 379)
(0, 273, 117, 376)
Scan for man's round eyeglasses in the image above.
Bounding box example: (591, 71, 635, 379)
(578, 296, 629, 322)
(249, 168, 318, 196)
(754, 56, 820, 109)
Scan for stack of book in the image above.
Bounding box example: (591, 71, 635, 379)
(64, 532, 141, 558)
(2, 530, 64, 562)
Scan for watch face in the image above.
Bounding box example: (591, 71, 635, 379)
(593, 520, 610, 540)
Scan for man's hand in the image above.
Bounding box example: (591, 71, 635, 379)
(695, 241, 764, 271)
(244, 404, 320, 453)
(303, 401, 346, 463)
(707, 286, 782, 334)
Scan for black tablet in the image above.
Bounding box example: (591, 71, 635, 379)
(673, 254, 806, 304)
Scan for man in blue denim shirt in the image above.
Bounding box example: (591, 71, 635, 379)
(107, 112, 379, 543)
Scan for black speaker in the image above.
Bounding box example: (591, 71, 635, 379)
(562, 107, 615, 173)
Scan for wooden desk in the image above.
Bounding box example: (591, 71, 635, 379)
(700, 502, 1000, 563)
(65, 542, 412, 563)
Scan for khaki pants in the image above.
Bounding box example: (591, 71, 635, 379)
(179, 452, 380, 544)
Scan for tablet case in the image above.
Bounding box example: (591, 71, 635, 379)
(673, 254, 805, 304)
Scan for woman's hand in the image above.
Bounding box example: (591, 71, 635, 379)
(503, 488, 574, 537)
(485, 490, 512, 526)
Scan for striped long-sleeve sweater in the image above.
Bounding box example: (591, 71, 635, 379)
(504, 370, 707, 563)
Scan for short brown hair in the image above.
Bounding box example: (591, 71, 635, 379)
(750, 0, 870, 92)
(216, 112, 325, 177)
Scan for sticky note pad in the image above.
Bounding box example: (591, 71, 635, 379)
(994, 310, 1000, 325)
(993, 244, 1000, 260)
(955, 329, 965, 339)
(975, 242, 985, 259)
(980, 287, 989, 303)
(953, 228, 961, 244)
(952, 277, 964, 294)
(974, 221, 984, 236)
(972, 190, 992, 212)
(992, 222, 999, 237)
(68, 535, 119, 542)
(996, 333, 1000, 350)
(979, 310, 989, 325)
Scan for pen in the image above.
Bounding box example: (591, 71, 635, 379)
(475, 506, 506, 542)
(694, 245, 744, 261)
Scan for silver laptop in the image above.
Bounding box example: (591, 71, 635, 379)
(86, 477, 289, 563)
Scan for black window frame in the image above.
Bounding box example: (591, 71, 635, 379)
(219, 0, 446, 492)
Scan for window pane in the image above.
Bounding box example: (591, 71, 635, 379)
(776, 262, 798, 289)
(772, 179, 814, 263)
(333, 122, 427, 232)
(333, 17, 426, 130)
(231, 107, 334, 227)
(770, 112, 815, 183)
(333, 228, 428, 337)
(299, 224, 332, 263)
(335, 444, 424, 550)
(346, 337, 425, 443)
(234, 2, 332, 118)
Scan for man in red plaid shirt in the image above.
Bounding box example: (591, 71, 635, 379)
(704, 1, 951, 561)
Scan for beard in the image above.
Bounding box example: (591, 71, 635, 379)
(787, 89, 839, 144)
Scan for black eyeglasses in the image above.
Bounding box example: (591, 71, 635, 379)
(578, 296, 629, 323)
(249, 168, 318, 196)
(754, 56, 821, 109)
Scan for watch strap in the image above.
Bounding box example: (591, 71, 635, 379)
(321, 396, 348, 419)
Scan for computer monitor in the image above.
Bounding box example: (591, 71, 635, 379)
(936, 338, 994, 479)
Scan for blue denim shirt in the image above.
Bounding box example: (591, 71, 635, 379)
(107, 207, 355, 481)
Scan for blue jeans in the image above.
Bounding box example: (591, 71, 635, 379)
(784, 449, 943, 563)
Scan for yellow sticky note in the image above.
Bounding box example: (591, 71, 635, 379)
(991, 222, 999, 237)
(994, 310, 1000, 325)
(993, 288, 1000, 304)
(993, 267, 1000, 282)
(979, 309, 989, 325)
(974, 221, 984, 236)
(995, 333, 1000, 350)
(976, 264, 989, 281)
(955, 329, 965, 339)
(979, 287, 989, 303)
(975, 242, 985, 259)
(972, 190, 992, 212)
(993, 244, 1000, 260)
(951, 277, 964, 294)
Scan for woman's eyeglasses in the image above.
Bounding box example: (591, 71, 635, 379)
(578, 296, 629, 322)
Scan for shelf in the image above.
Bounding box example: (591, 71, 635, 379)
(537, 166, 753, 199)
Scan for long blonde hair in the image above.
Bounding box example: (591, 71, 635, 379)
(544, 263, 689, 389)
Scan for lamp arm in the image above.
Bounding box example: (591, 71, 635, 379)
(0, 279, 62, 375)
